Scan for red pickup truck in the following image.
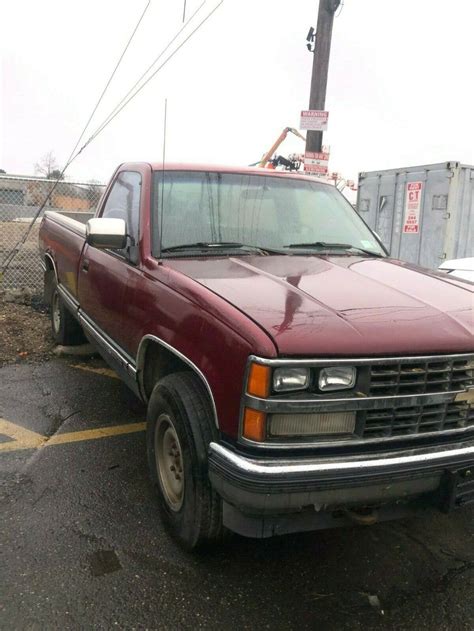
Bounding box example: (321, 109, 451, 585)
(39, 163, 474, 549)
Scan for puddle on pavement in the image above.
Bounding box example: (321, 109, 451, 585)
(89, 549, 122, 577)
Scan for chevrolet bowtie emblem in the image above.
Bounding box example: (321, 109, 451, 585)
(455, 388, 474, 404)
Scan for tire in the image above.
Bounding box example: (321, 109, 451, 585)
(50, 286, 85, 346)
(146, 371, 222, 550)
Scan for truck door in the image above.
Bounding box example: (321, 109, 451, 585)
(78, 170, 142, 355)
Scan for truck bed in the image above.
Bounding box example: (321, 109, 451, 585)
(39, 211, 87, 300)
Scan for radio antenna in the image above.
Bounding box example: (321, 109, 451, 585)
(158, 98, 167, 263)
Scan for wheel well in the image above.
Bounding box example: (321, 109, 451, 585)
(140, 340, 218, 428)
(142, 341, 191, 400)
(43, 255, 57, 306)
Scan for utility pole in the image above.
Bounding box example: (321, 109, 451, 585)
(305, 0, 341, 154)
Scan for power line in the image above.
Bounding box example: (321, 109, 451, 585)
(72, 1, 223, 160)
(0, 0, 151, 277)
(78, 1, 207, 156)
(335, 0, 345, 18)
(1, 0, 224, 280)
(68, 0, 152, 165)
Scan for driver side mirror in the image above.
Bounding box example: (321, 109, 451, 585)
(86, 218, 127, 250)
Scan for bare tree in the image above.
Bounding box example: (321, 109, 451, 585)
(34, 151, 64, 179)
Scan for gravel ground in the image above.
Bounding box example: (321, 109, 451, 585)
(0, 297, 54, 366)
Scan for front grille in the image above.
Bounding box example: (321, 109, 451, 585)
(369, 357, 473, 396)
(361, 401, 474, 439)
(247, 353, 474, 448)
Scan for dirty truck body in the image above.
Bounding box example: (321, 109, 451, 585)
(39, 163, 474, 547)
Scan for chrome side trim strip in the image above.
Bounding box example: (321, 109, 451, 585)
(56, 284, 135, 375)
(44, 210, 87, 237)
(56, 281, 137, 385)
(136, 334, 219, 428)
(209, 442, 474, 476)
(55, 286, 212, 410)
(250, 352, 474, 368)
(79, 312, 136, 374)
(57, 284, 80, 313)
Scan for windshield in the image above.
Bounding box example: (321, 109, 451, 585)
(153, 171, 384, 256)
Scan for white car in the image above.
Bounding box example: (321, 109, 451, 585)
(439, 257, 474, 283)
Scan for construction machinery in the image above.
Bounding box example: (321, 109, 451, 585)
(257, 127, 306, 170)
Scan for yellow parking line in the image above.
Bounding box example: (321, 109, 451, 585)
(0, 417, 145, 453)
(0, 418, 45, 451)
(70, 364, 120, 380)
(46, 423, 146, 446)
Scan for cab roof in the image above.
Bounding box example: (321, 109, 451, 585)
(121, 162, 331, 185)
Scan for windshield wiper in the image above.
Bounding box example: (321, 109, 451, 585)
(284, 241, 384, 258)
(345, 246, 385, 258)
(285, 241, 351, 249)
(161, 242, 286, 255)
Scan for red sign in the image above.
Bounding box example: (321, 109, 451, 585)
(304, 151, 329, 174)
(304, 164, 328, 174)
(403, 182, 423, 233)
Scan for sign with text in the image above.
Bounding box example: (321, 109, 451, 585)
(403, 182, 423, 233)
(304, 151, 329, 174)
(300, 110, 329, 131)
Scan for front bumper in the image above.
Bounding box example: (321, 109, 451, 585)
(208, 441, 474, 537)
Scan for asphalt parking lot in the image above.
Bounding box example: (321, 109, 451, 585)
(1, 357, 473, 630)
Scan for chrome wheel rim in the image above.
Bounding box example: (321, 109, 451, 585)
(52, 291, 61, 333)
(155, 414, 185, 511)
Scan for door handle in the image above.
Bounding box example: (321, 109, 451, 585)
(82, 259, 90, 272)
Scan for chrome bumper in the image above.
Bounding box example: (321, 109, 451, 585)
(208, 441, 474, 515)
(209, 442, 474, 480)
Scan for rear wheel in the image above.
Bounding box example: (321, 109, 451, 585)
(50, 286, 85, 346)
(146, 371, 222, 550)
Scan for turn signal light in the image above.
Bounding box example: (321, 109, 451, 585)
(243, 408, 266, 442)
(247, 363, 270, 398)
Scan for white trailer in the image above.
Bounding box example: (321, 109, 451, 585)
(357, 162, 473, 269)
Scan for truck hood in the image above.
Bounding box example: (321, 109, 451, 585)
(167, 255, 474, 357)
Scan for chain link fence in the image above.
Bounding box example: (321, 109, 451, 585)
(0, 175, 106, 293)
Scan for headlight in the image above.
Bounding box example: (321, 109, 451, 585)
(273, 367, 310, 392)
(319, 366, 356, 391)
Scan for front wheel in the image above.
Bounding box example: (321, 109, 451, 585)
(146, 372, 222, 550)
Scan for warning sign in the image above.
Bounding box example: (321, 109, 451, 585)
(403, 182, 423, 233)
(304, 151, 329, 174)
(300, 110, 329, 131)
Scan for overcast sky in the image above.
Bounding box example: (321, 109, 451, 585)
(1, 0, 473, 191)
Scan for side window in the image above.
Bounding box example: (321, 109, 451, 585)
(101, 171, 141, 260)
